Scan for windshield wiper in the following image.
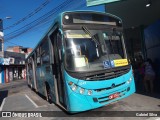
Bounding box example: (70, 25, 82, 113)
(82, 26, 100, 45)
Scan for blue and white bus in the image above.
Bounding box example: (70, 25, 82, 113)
(26, 11, 135, 113)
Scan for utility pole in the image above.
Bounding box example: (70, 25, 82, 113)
(0, 19, 4, 58)
(0, 17, 11, 58)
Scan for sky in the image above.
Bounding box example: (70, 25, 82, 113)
(0, 0, 105, 50)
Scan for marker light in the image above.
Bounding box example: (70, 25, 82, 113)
(80, 88, 85, 94)
(126, 77, 132, 84)
(88, 90, 92, 95)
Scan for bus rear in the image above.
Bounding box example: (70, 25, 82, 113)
(61, 11, 135, 112)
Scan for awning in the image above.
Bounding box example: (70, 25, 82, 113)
(86, 0, 122, 6)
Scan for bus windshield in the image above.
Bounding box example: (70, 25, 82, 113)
(64, 29, 126, 72)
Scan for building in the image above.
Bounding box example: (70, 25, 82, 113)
(0, 46, 32, 84)
(104, 0, 160, 93)
(6, 46, 32, 58)
(0, 19, 33, 84)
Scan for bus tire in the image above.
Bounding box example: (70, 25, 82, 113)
(45, 83, 52, 104)
(27, 84, 30, 88)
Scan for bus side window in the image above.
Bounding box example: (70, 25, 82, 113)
(37, 56, 41, 66)
(57, 32, 63, 61)
(41, 39, 50, 64)
(36, 47, 41, 67)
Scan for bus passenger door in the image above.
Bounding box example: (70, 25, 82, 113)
(50, 30, 66, 108)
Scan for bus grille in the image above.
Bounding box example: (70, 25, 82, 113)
(94, 82, 125, 92)
(86, 67, 130, 80)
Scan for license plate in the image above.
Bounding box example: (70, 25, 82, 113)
(109, 93, 119, 99)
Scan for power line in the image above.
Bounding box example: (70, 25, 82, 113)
(5, 0, 72, 37)
(5, 41, 22, 46)
(4, 0, 85, 42)
(4, 0, 50, 30)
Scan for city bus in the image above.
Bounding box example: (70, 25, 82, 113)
(26, 11, 135, 113)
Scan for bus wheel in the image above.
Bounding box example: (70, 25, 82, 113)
(46, 85, 52, 104)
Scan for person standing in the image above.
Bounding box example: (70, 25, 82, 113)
(144, 59, 155, 94)
(138, 60, 145, 92)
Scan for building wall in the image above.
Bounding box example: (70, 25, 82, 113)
(6, 46, 32, 56)
(144, 20, 160, 61)
(4, 51, 25, 64)
(4, 65, 26, 82)
(13, 46, 21, 53)
(0, 44, 31, 84)
(144, 20, 160, 93)
(6, 46, 22, 53)
(0, 36, 4, 58)
(27, 48, 32, 53)
(0, 66, 4, 84)
(105, 0, 160, 29)
(0, 50, 26, 84)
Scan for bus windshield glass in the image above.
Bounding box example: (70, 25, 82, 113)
(64, 29, 126, 72)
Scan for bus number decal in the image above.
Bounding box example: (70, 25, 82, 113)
(79, 81, 86, 86)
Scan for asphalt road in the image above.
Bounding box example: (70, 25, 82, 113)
(0, 80, 160, 120)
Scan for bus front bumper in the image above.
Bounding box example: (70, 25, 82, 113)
(67, 80, 135, 113)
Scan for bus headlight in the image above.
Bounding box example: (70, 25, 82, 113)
(80, 88, 85, 94)
(88, 90, 92, 95)
(126, 77, 132, 84)
(72, 84, 77, 91)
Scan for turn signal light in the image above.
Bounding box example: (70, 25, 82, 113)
(68, 81, 73, 85)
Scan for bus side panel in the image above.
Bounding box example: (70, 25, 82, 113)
(43, 64, 57, 103)
(35, 65, 56, 103)
(29, 68, 34, 88)
(26, 64, 30, 86)
(32, 61, 38, 91)
(36, 67, 46, 96)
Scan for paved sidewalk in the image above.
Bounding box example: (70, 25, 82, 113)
(0, 79, 27, 90)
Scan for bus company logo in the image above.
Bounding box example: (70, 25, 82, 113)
(111, 83, 115, 88)
(2, 112, 11, 117)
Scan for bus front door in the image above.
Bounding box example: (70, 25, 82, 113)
(50, 31, 66, 108)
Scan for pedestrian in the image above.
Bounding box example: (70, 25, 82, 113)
(143, 58, 155, 94)
(137, 58, 145, 92)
